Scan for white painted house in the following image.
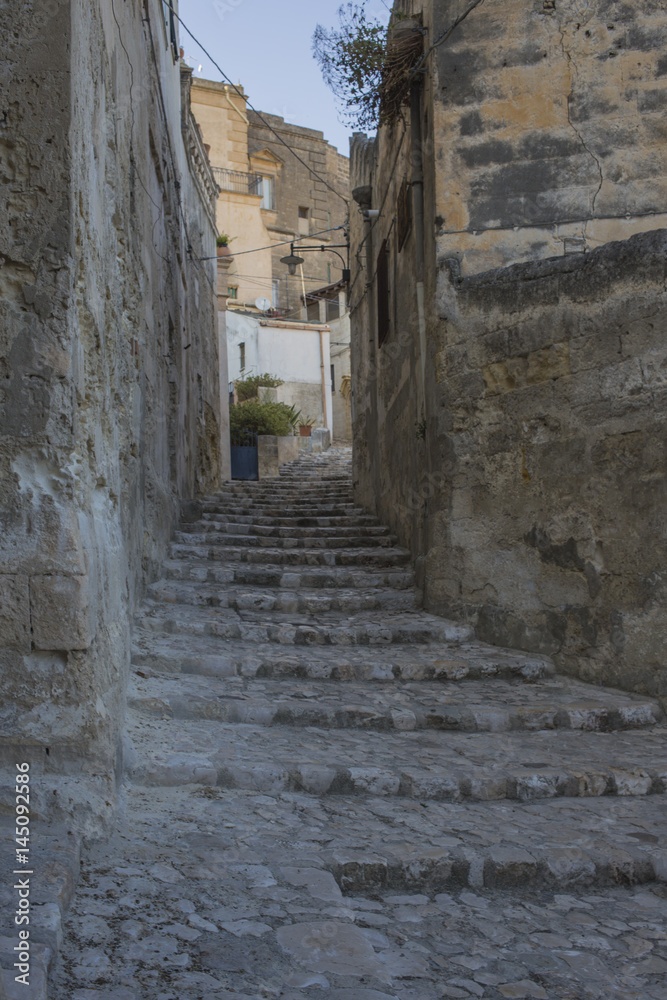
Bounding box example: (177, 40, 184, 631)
(227, 311, 333, 433)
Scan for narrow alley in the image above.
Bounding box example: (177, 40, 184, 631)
(2, 1, 666, 997)
(49, 449, 667, 1000)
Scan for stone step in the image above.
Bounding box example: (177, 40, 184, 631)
(179, 521, 392, 539)
(51, 782, 667, 1000)
(201, 502, 364, 516)
(127, 671, 663, 735)
(147, 579, 420, 613)
(168, 542, 412, 567)
(121, 782, 667, 894)
(126, 713, 667, 803)
(173, 530, 398, 550)
(206, 488, 355, 501)
(131, 634, 554, 683)
(162, 559, 416, 590)
(135, 604, 473, 646)
(200, 511, 382, 528)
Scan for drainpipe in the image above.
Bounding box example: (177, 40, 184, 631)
(299, 263, 308, 322)
(410, 80, 426, 414)
(319, 328, 329, 431)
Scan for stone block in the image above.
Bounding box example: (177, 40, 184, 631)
(30, 575, 92, 651)
(277, 434, 298, 466)
(257, 435, 279, 479)
(0, 575, 30, 652)
(311, 427, 331, 453)
(484, 846, 537, 887)
(180, 500, 203, 524)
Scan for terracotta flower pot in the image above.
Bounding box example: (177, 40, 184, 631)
(217, 244, 232, 257)
(299, 425, 312, 437)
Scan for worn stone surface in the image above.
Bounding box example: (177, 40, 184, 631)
(349, 0, 667, 701)
(0, 0, 222, 836)
(0, 817, 79, 1000)
(44, 448, 667, 999)
(423, 232, 667, 701)
(430, 0, 667, 274)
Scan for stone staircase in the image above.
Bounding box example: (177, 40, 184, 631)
(52, 447, 667, 1000)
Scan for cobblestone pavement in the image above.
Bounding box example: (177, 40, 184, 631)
(50, 448, 667, 999)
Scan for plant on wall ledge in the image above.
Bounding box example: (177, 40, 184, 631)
(313, 3, 388, 130)
(235, 372, 284, 402)
(229, 398, 298, 437)
(312, 3, 423, 130)
(298, 414, 316, 437)
(216, 233, 235, 257)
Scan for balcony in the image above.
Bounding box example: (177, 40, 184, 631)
(212, 167, 262, 196)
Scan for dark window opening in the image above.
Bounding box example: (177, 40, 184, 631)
(331, 364, 335, 393)
(377, 239, 390, 348)
(397, 177, 412, 251)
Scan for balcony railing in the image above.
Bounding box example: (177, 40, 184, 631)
(212, 167, 262, 196)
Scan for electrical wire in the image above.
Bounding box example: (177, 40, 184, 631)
(168, 3, 350, 209)
(199, 225, 347, 261)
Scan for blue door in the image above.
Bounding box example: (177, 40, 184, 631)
(231, 429, 258, 480)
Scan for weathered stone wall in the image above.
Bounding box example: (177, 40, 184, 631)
(0, 0, 221, 837)
(431, 230, 666, 698)
(349, 0, 666, 701)
(432, 0, 667, 274)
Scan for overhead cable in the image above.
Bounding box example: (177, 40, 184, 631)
(168, 4, 350, 208)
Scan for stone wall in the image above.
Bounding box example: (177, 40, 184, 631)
(349, 0, 666, 702)
(0, 0, 221, 837)
(432, 0, 667, 274)
(430, 230, 666, 699)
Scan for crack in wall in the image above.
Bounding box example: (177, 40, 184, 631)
(556, 22, 604, 230)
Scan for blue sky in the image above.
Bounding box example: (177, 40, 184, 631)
(178, 0, 391, 155)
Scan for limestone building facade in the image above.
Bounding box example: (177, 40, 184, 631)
(0, 0, 223, 835)
(350, 0, 667, 699)
(190, 78, 350, 318)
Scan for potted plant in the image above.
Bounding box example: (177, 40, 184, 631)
(298, 414, 315, 437)
(216, 233, 233, 258)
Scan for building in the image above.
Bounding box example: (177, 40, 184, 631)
(190, 79, 350, 318)
(349, 0, 667, 698)
(247, 109, 350, 315)
(0, 0, 224, 834)
(305, 279, 352, 443)
(227, 311, 334, 434)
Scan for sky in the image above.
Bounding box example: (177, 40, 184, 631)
(178, 0, 391, 155)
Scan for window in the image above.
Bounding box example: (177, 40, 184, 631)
(331, 364, 336, 393)
(272, 279, 280, 307)
(259, 175, 275, 211)
(298, 206, 309, 235)
(227, 286, 238, 300)
(376, 239, 389, 348)
(162, 0, 178, 59)
(239, 342, 245, 372)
